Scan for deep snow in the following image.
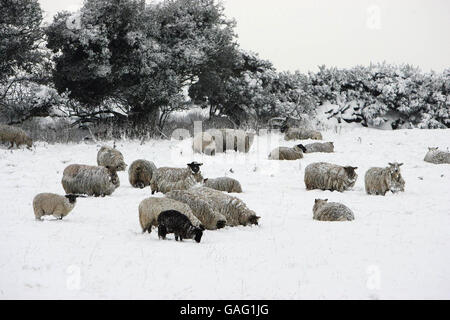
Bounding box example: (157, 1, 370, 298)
(0, 127, 449, 299)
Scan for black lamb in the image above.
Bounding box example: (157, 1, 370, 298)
(157, 210, 204, 243)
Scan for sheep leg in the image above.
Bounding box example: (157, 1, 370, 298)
(158, 225, 167, 239)
(9, 142, 14, 149)
(175, 234, 179, 241)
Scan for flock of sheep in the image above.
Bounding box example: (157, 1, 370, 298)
(1, 123, 449, 243)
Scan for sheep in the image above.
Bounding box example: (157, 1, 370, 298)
(192, 131, 217, 156)
(128, 159, 157, 188)
(33, 193, 84, 220)
(424, 147, 450, 164)
(158, 210, 203, 243)
(189, 187, 260, 227)
(365, 162, 405, 196)
(299, 142, 334, 153)
(0, 124, 32, 149)
(203, 177, 243, 193)
(165, 189, 227, 230)
(268, 144, 306, 160)
(312, 199, 355, 221)
(150, 161, 204, 194)
(304, 162, 358, 192)
(61, 164, 119, 197)
(138, 197, 203, 233)
(97, 146, 127, 171)
(284, 127, 322, 141)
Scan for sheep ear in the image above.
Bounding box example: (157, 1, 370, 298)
(203, 178, 208, 182)
(324, 198, 328, 202)
(388, 163, 394, 166)
(314, 199, 319, 203)
(398, 163, 403, 166)
(352, 167, 358, 170)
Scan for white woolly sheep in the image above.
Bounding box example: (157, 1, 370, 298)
(128, 159, 157, 188)
(138, 197, 203, 233)
(300, 142, 334, 153)
(284, 127, 322, 141)
(304, 162, 358, 192)
(61, 164, 119, 197)
(150, 161, 203, 194)
(0, 124, 32, 149)
(97, 146, 127, 171)
(313, 199, 355, 221)
(365, 162, 405, 195)
(189, 187, 260, 227)
(424, 147, 450, 164)
(268, 144, 306, 160)
(192, 131, 217, 156)
(165, 189, 227, 230)
(33, 193, 83, 220)
(203, 177, 243, 193)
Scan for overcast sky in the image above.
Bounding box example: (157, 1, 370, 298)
(39, 0, 450, 73)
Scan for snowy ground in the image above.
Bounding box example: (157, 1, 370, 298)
(0, 127, 449, 299)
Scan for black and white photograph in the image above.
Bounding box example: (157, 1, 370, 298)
(0, 0, 449, 301)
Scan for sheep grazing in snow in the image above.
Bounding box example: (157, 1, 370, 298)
(0, 124, 32, 149)
(192, 131, 217, 156)
(304, 162, 358, 192)
(284, 127, 322, 141)
(268, 144, 306, 160)
(138, 197, 203, 233)
(158, 210, 203, 243)
(312, 199, 355, 221)
(424, 147, 450, 164)
(189, 187, 260, 227)
(299, 142, 334, 153)
(150, 162, 203, 194)
(365, 162, 405, 196)
(165, 189, 227, 230)
(61, 164, 119, 197)
(33, 193, 84, 220)
(97, 146, 127, 171)
(128, 159, 157, 188)
(203, 177, 243, 193)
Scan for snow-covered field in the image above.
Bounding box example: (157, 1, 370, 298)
(0, 127, 449, 299)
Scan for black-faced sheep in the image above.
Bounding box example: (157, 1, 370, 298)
(97, 146, 127, 171)
(0, 124, 32, 149)
(189, 187, 260, 227)
(365, 162, 405, 195)
(313, 199, 355, 221)
(203, 177, 243, 193)
(304, 162, 358, 192)
(284, 127, 322, 141)
(165, 189, 227, 230)
(268, 144, 306, 160)
(128, 159, 157, 188)
(158, 210, 203, 243)
(299, 142, 334, 153)
(61, 164, 119, 197)
(33, 193, 83, 220)
(138, 197, 203, 233)
(424, 147, 450, 164)
(150, 162, 203, 194)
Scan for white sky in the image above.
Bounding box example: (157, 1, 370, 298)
(39, 0, 450, 73)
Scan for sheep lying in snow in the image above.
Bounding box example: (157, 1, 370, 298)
(33, 193, 83, 220)
(165, 189, 227, 230)
(268, 144, 306, 160)
(313, 199, 355, 221)
(0, 124, 32, 149)
(203, 177, 243, 193)
(365, 162, 405, 195)
(128, 159, 157, 188)
(62, 164, 119, 197)
(300, 142, 334, 153)
(97, 146, 127, 171)
(304, 162, 358, 192)
(424, 147, 450, 164)
(158, 210, 203, 243)
(284, 127, 322, 141)
(150, 162, 203, 194)
(139, 197, 202, 233)
(189, 187, 260, 227)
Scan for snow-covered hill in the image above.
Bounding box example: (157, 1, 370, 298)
(0, 127, 449, 299)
